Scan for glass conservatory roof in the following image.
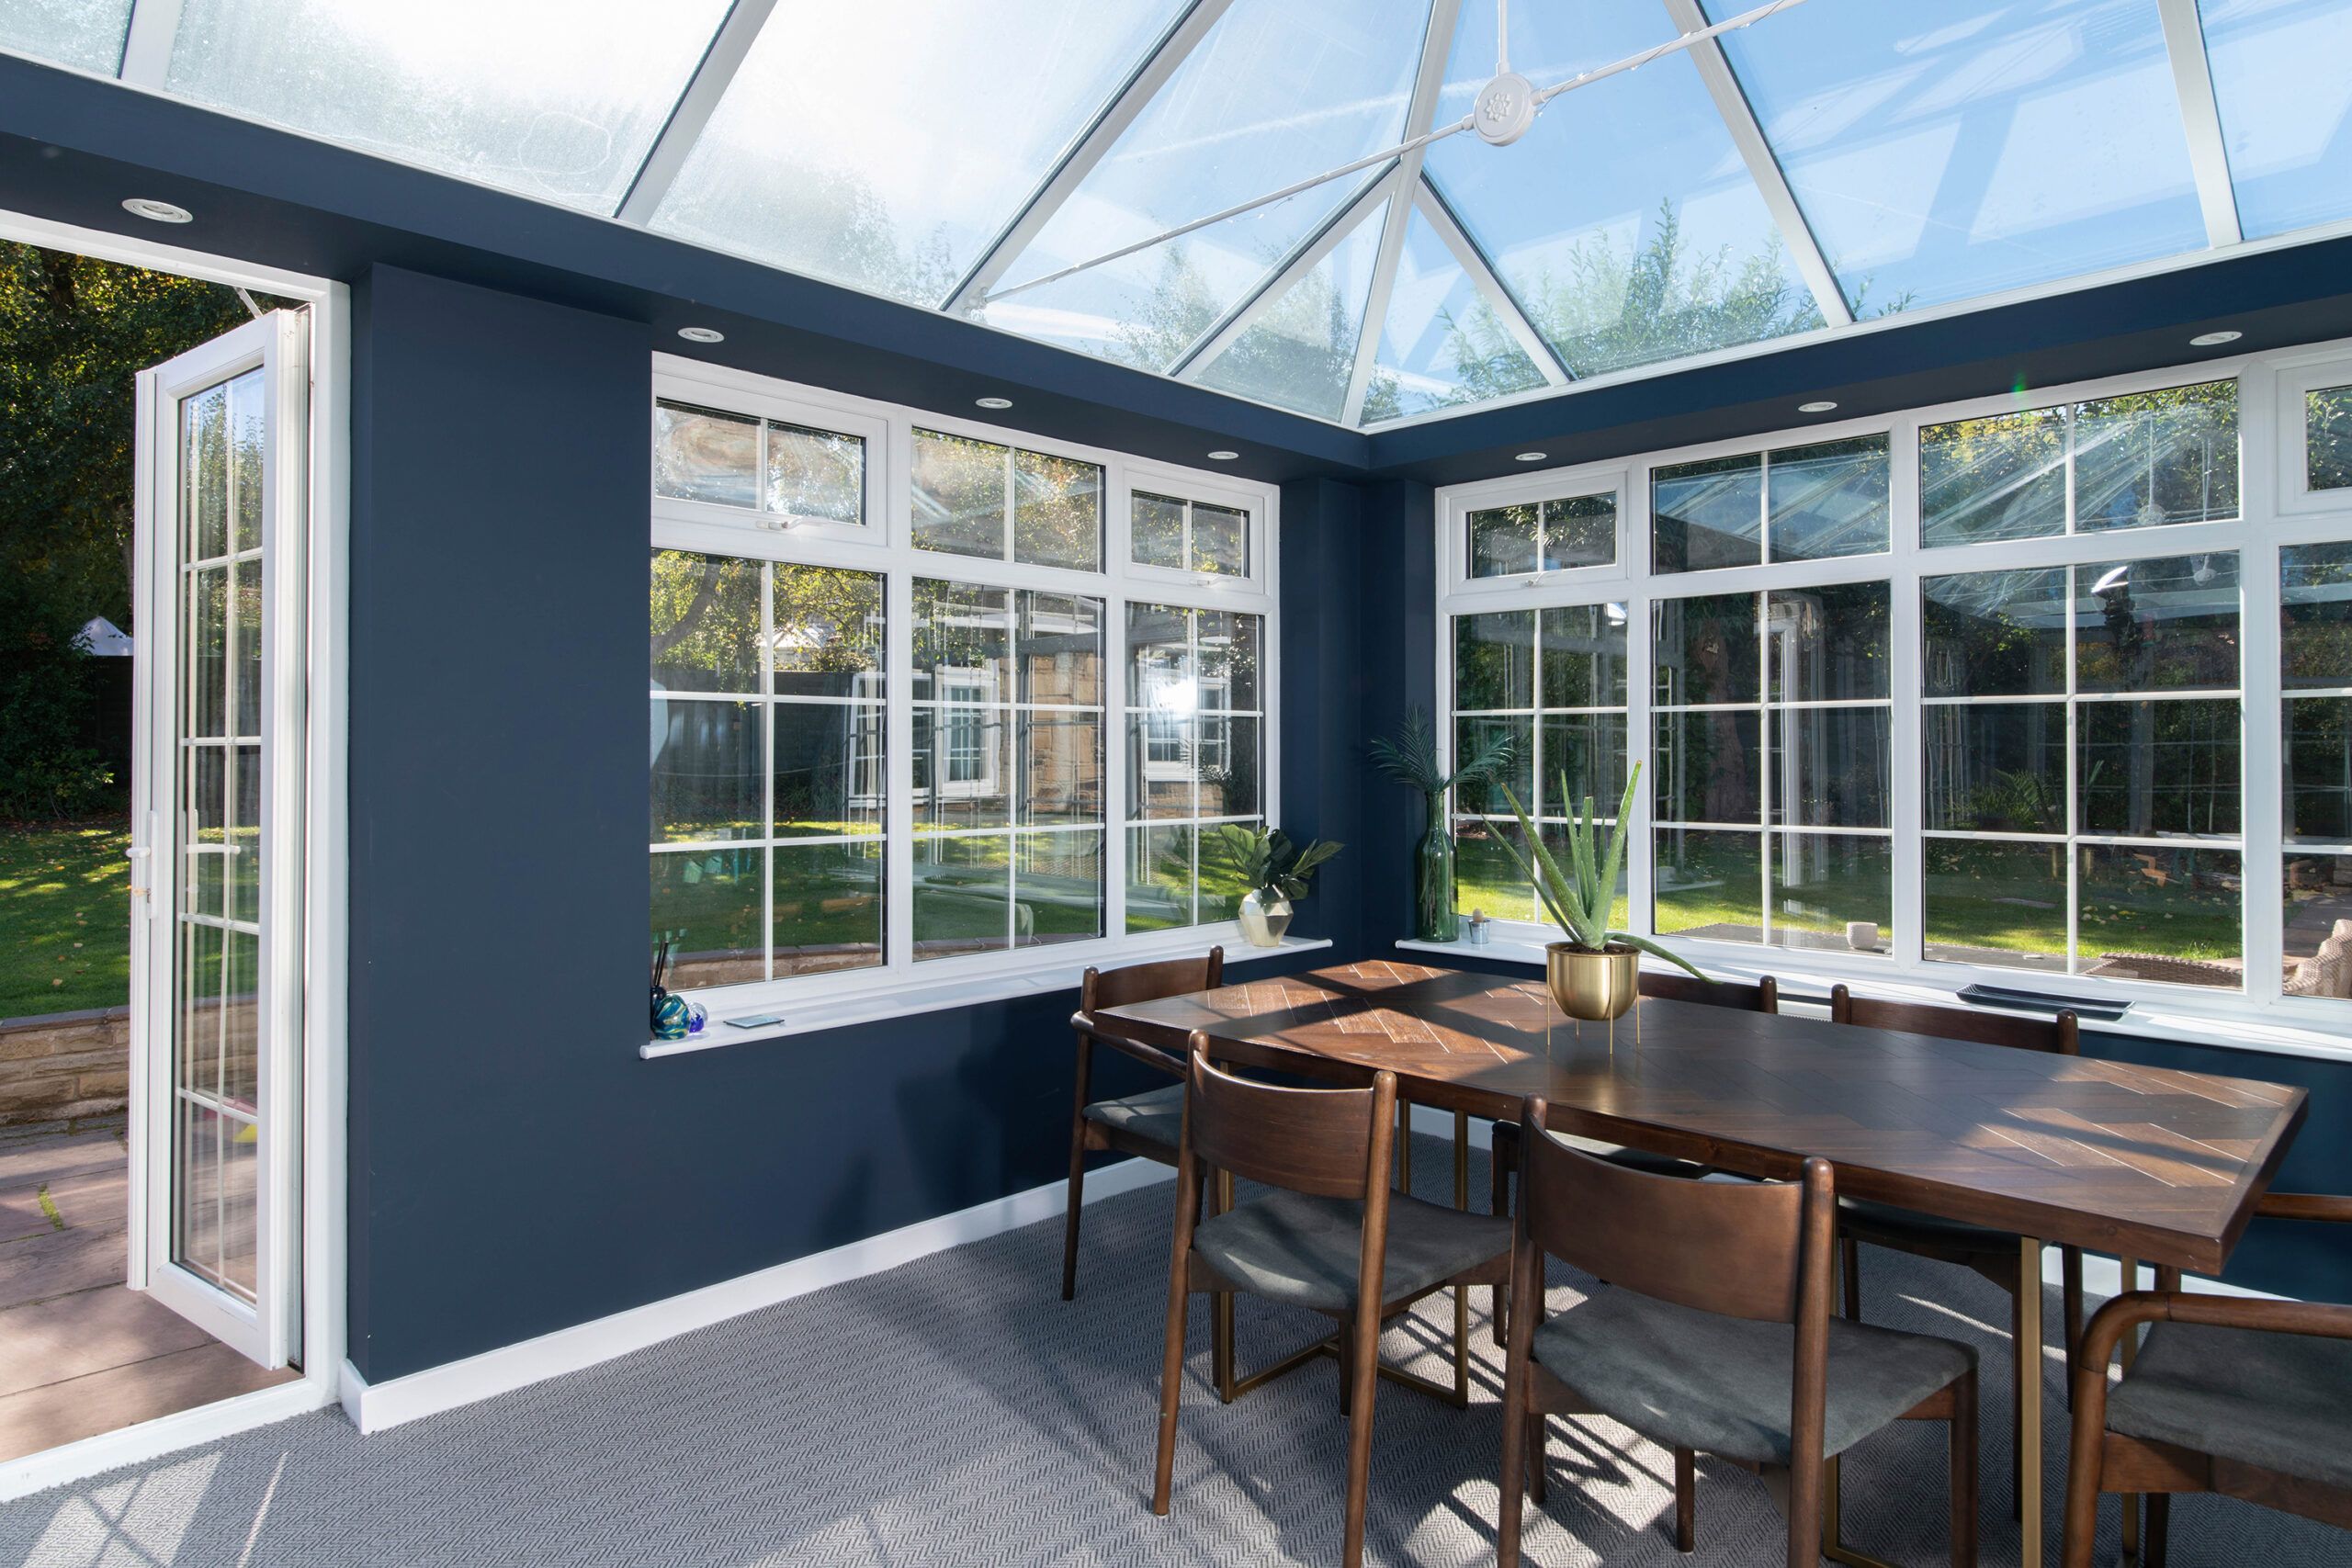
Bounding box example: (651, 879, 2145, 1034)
(12, 0, 2349, 431)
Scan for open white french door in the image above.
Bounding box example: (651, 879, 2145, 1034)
(127, 311, 309, 1369)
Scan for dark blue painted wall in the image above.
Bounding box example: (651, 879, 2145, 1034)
(343, 268, 1366, 1381)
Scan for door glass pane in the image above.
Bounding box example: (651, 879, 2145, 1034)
(172, 363, 273, 1304)
(1769, 708, 1890, 829)
(1540, 604, 1629, 709)
(1454, 610, 1535, 710)
(1770, 582, 1890, 703)
(1921, 569, 2068, 697)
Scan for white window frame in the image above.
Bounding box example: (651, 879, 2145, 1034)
(2272, 348, 2352, 517)
(1430, 335, 2352, 1060)
(650, 355, 1283, 1044)
(1442, 463, 1631, 599)
(1121, 458, 1268, 589)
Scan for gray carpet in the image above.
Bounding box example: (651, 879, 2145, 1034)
(2, 1137, 2343, 1566)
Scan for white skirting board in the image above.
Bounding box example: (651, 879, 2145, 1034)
(343, 1108, 2283, 1437)
(339, 1154, 1177, 1434)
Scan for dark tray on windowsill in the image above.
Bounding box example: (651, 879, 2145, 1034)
(1956, 983, 2132, 1022)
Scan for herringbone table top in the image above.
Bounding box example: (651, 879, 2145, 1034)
(1102, 961, 2307, 1274)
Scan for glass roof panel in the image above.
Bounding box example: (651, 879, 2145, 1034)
(0, 0, 130, 73)
(652, 1, 1187, 308)
(1424, 1, 1820, 380)
(1364, 202, 1544, 423)
(1710, 0, 2209, 313)
(164, 0, 727, 214)
(982, 0, 1431, 346)
(2198, 0, 2352, 240)
(1195, 197, 1387, 423)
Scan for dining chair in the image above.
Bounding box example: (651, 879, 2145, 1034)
(1059, 947, 1223, 1301)
(1152, 1038, 1513, 1568)
(1484, 969, 1779, 1339)
(2062, 1191, 2352, 1568)
(1496, 1097, 1979, 1568)
(1829, 983, 2084, 1517)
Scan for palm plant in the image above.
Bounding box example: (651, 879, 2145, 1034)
(1369, 705, 1516, 795)
(1490, 762, 1703, 976)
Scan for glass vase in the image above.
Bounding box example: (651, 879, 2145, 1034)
(1413, 791, 1459, 942)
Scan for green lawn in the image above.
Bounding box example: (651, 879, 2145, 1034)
(0, 821, 131, 1017)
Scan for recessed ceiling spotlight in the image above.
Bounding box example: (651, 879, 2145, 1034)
(1206, 450, 1239, 461)
(121, 197, 192, 224)
(1515, 451, 1547, 462)
(975, 396, 1013, 410)
(1799, 400, 1839, 413)
(2189, 330, 2242, 347)
(675, 326, 724, 344)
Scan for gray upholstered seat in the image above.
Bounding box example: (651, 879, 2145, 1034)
(1191, 1188, 1512, 1313)
(1081, 1083, 1185, 1147)
(1838, 1195, 2012, 1248)
(2108, 1321, 2352, 1491)
(1532, 1286, 1975, 1465)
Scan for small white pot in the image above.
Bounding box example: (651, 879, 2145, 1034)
(1238, 891, 1293, 948)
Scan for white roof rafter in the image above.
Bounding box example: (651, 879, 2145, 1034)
(942, 0, 1238, 315)
(2154, 0, 2244, 249)
(1170, 168, 1395, 378)
(117, 0, 185, 88)
(615, 0, 781, 226)
(1660, 0, 1851, 329)
(1342, 0, 1464, 427)
(1413, 177, 1569, 387)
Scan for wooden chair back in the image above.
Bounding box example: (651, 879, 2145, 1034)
(1183, 1036, 1396, 1201)
(1076, 948, 1225, 1073)
(1639, 969, 1779, 1013)
(1515, 1095, 1832, 1325)
(1829, 983, 2077, 1055)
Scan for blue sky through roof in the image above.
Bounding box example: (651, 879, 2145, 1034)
(2198, 0, 2352, 241)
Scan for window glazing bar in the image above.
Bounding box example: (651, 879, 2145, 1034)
(1413, 177, 1569, 385)
(2154, 0, 2244, 249)
(118, 0, 185, 87)
(1659, 0, 1852, 328)
(616, 0, 782, 225)
(1344, 0, 1465, 426)
(943, 0, 1239, 313)
(1169, 166, 1395, 378)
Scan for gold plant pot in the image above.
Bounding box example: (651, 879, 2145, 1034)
(1545, 942, 1639, 1021)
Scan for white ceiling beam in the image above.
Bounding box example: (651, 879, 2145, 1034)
(615, 0, 781, 226)
(1413, 178, 1567, 386)
(2154, 0, 2244, 249)
(1342, 0, 1464, 427)
(942, 0, 1238, 314)
(1170, 170, 1393, 378)
(1659, 0, 1850, 328)
(117, 0, 186, 88)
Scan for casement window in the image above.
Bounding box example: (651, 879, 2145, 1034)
(1434, 342, 2352, 1039)
(649, 359, 1278, 1028)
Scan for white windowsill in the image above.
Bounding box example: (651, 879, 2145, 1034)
(1396, 936, 2352, 1065)
(641, 935, 1332, 1058)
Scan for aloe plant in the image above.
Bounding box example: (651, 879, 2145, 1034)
(1490, 761, 1703, 977)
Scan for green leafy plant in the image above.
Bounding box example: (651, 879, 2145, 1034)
(1202, 824, 1340, 905)
(1491, 762, 1703, 976)
(1369, 705, 1516, 794)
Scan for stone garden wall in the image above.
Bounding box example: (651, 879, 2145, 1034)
(0, 1006, 130, 1123)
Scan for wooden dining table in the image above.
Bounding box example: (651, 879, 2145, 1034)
(1099, 961, 2310, 1568)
